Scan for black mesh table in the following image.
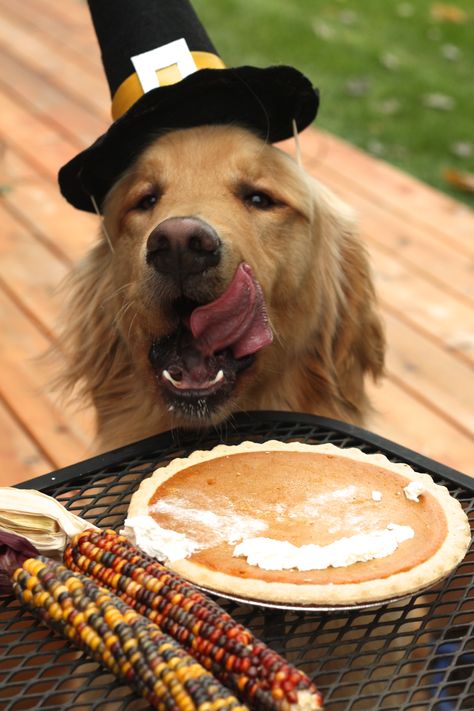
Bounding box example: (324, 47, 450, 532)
(1, 412, 473, 710)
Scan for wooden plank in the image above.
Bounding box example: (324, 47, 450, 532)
(370, 245, 474, 365)
(0, 150, 98, 263)
(0, 290, 93, 468)
(382, 312, 474, 438)
(0, 7, 109, 118)
(1, 0, 100, 66)
(367, 378, 474, 475)
(0, 143, 37, 184)
(0, 45, 107, 147)
(0, 89, 79, 181)
(298, 130, 474, 256)
(306, 158, 474, 304)
(0, 203, 68, 332)
(33, 0, 97, 33)
(0, 398, 54, 485)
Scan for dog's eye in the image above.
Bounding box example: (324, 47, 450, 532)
(243, 191, 277, 210)
(136, 193, 158, 211)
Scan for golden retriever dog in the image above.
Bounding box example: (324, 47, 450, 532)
(56, 125, 385, 452)
(54, 126, 432, 710)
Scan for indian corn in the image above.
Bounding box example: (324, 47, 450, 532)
(65, 529, 324, 710)
(12, 556, 248, 711)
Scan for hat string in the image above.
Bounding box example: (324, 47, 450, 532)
(292, 119, 302, 167)
(90, 194, 115, 254)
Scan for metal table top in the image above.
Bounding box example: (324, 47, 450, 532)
(2, 412, 473, 710)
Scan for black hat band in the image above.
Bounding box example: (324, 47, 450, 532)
(112, 38, 225, 120)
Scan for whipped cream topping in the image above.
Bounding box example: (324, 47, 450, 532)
(233, 524, 415, 571)
(124, 514, 415, 570)
(122, 516, 198, 562)
(403, 481, 425, 502)
(149, 497, 267, 546)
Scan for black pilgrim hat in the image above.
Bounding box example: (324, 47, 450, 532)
(58, 0, 319, 213)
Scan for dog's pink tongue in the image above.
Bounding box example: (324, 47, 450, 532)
(190, 263, 273, 358)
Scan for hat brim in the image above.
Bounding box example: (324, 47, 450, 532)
(58, 65, 319, 212)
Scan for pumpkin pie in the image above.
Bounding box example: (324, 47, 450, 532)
(125, 441, 470, 606)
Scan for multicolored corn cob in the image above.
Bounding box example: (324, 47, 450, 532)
(12, 556, 248, 711)
(65, 529, 324, 711)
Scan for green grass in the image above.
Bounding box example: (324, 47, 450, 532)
(193, 0, 474, 208)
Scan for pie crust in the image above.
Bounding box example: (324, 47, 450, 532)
(127, 441, 470, 606)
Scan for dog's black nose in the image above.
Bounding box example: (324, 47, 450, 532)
(146, 217, 221, 278)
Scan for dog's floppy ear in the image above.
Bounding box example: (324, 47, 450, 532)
(52, 242, 132, 421)
(301, 177, 385, 422)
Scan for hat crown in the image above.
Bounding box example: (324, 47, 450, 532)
(88, 0, 219, 98)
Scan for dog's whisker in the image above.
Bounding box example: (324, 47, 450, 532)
(112, 300, 132, 323)
(101, 282, 136, 304)
(265, 313, 282, 344)
(113, 299, 136, 328)
(127, 312, 139, 340)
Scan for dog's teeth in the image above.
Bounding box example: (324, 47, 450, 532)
(162, 369, 181, 387)
(167, 405, 175, 412)
(163, 368, 224, 389)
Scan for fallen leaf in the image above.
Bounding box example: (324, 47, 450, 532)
(339, 10, 358, 25)
(430, 4, 467, 22)
(392, 145, 408, 159)
(396, 3, 415, 18)
(422, 93, 456, 110)
(345, 77, 371, 97)
(375, 98, 401, 115)
(312, 20, 335, 40)
(427, 27, 442, 41)
(444, 168, 474, 193)
(379, 52, 401, 70)
(441, 43, 461, 60)
(450, 141, 472, 158)
(367, 139, 385, 156)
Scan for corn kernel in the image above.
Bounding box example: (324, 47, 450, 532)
(26, 576, 39, 591)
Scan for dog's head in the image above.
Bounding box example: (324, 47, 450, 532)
(58, 124, 384, 443)
(100, 125, 325, 421)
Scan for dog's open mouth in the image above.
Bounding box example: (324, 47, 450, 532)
(148, 263, 273, 418)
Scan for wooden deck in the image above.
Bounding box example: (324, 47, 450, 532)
(0, 0, 472, 487)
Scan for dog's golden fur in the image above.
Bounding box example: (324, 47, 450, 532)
(56, 125, 385, 451)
